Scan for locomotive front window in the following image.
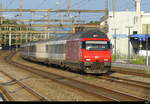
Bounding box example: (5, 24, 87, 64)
(85, 41, 109, 51)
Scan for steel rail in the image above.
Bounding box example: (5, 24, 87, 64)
(0, 86, 14, 101)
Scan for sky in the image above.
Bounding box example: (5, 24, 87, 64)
(0, 0, 150, 26)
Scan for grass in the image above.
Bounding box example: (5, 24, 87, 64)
(112, 55, 116, 62)
(130, 56, 146, 65)
(83, 76, 96, 80)
(112, 54, 148, 65)
(112, 54, 127, 62)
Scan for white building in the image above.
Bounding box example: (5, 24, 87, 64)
(103, 0, 150, 57)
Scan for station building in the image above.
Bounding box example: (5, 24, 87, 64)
(104, 11, 150, 57)
(102, 0, 150, 57)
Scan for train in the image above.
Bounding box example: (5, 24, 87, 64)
(21, 29, 112, 74)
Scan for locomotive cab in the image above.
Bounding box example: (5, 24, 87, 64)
(79, 33, 112, 73)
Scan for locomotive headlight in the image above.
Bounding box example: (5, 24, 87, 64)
(104, 59, 109, 62)
(85, 59, 91, 61)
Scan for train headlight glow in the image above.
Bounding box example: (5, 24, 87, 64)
(104, 59, 109, 61)
(85, 59, 91, 61)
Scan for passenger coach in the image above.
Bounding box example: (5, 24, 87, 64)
(21, 29, 112, 74)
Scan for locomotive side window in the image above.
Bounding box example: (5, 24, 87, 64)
(108, 42, 113, 49)
(81, 41, 86, 49)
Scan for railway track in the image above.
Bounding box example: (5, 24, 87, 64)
(97, 75, 150, 90)
(112, 67, 150, 78)
(0, 85, 14, 101)
(4, 50, 146, 101)
(0, 51, 50, 101)
(0, 70, 50, 101)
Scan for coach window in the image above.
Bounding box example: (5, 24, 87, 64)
(58, 44, 62, 54)
(56, 44, 58, 53)
(48, 45, 50, 53)
(52, 45, 55, 53)
(53, 45, 55, 53)
(63, 44, 65, 53)
(50, 45, 53, 53)
(46, 45, 48, 52)
(50, 45, 52, 53)
(56, 44, 59, 54)
(61, 44, 64, 53)
(62, 44, 64, 53)
(58, 44, 61, 54)
(32, 45, 36, 52)
(57, 45, 60, 54)
(53, 45, 56, 53)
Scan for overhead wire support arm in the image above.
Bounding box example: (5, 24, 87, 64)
(10, 19, 85, 23)
(0, 9, 107, 13)
(0, 24, 100, 28)
(0, 30, 74, 34)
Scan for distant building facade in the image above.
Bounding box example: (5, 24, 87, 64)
(102, 11, 150, 57)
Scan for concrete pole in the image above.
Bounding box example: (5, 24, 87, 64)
(9, 27, 12, 49)
(26, 28, 28, 43)
(112, 28, 118, 61)
(112, 0, 116, 18)
(135, 0, 142, 34)
(146, 24, 149, 66)
(126, 26, 133, 60)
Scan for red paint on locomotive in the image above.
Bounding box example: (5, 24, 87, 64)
(80, 38, 111, 63)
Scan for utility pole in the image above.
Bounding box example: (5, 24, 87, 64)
(105, 0, 109, 19)
(19, 0, 23, 17)
(0, 1, 3, 24)
(47, 11, 50, 39)
(104, 0, 109, 33)
(9, 27, 12, 49)
(135, 0, 142, 34)
(146, 24, 149, 66)
(0, 1, 2, 47)
(112, 0, 116, 18)
(126, 26, 133, 60)
(31, 12, 34, 41)
(112, 28, 118, 61)
(105, 0, 108, 10)
(19, 0, 23, 48)
(67, 0, 72, 17)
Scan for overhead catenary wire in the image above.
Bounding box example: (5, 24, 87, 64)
(117, 0, 135, 11)
(5, 0, 16, 9)
(22, 0, 48, 18)
(2, 0, 107, 27)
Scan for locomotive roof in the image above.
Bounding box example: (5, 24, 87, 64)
(22, 29, 108, 46)
(51, 29, 107, 41)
